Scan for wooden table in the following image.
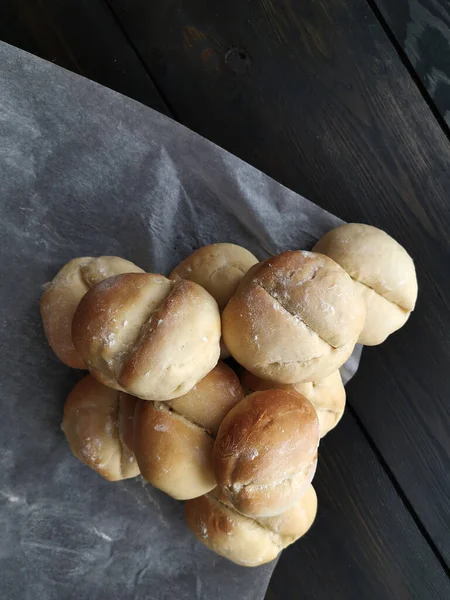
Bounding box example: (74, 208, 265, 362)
(1, 2, 449, 598)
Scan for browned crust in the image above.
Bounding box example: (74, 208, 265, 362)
(209, 484, 317, 540)
(118, 393, 139, 454)
(168, 361, 244, 435)
(72, 273, 169, 370)
(240, 369, 346, 437)
(72, 274, 221, 400)
(222, 252, 361, 383)
(243, 251, 365, 347)
(185, 484, 317, 566)
(133, 363, 243, 500)
(213, 390, 319, 516)
(41, 257, 144, 368)
(169, 243, 258, 310)
(61, 375, 140, 481)
(41, 258, 91, 368)
(133, 400, 216, 500)
(185, 491, 282, 566)
(119, 279, 205, 391)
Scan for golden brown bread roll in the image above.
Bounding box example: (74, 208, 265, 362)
(313, 224, 418, 345)
(61, 375, 140, 481)
(185, 485, 317, 567)
(170, 243, 259, 358)
(213, 389, 320, 517)
(240, 369, 345, 437)
(72, 273, 221, 400)
(222, 251, 366, 383)
(168, 361, 244, 436)
(40, 256, 144, 368)
(133, 362, 244, 500)
(170, 243, 259, 310)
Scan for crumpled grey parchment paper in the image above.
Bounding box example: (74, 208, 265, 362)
(0, 42, 361, 600)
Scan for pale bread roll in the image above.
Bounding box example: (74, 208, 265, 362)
(222, 251, 366, 383)
(313, 223, 417, 345)
(241, 369, 345, 437)
(133, 362, 244, 500)
(61, 375, 140, 481)
(213, 389, 320, 517)
(170, 243, 258, 358)
(185, 485, 317, 567)
(170, 243, 259, 310)
(168, 361, 244, 436)
(72, 273, 221, 400)
(41, 256, 144, 368)
(134, 400, 215, 500)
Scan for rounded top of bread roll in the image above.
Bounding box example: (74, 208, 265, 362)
(185, 484, 317, 567)
(240, 369, 346, 437)
(72, 273, 221, 400)
(40, 256, 144, 368)
(133, 363, 244, 500)
(170, 243, 258, 310)
(61, 375, 140, 481)
(213, 389, 319, 517)
(256, 483, 317, 541)
(168, 361, 244, 435)
(134, 400, 216, 500)
(222, 250, 365, 383)
(313, 224, 418, 345)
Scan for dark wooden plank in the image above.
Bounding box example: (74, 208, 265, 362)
(0, 0, 169, 114)
(268, 411, 450, 599)
(370, 0, 450, 126)
(108, 0, 450, 561)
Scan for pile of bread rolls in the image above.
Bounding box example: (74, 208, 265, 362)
(41, 224, 418, 567)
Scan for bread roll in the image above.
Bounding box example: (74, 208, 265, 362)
(41, 256, 144, 368)
(72, 273, 221, 400)
(168, 361, 244, 436)
(170, 243, 258, 310)
(213, 389, 319, 517)
(313, 223, 418, 345)
(133, 362, 244, 500)
(185, 485, 317, 567)
(241, 369, 345, 437)
(222, 251, 366, 383)
(61, 375, 140, 481)
(170, 243, 259, 358)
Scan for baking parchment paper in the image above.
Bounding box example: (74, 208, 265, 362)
(0, 42, 362, 600)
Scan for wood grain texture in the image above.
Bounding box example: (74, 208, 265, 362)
(108, 0, 450, 561)
(268, 411, 450, 599)
(372, 0, 450, 125)
(0, 0, 169, 114)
